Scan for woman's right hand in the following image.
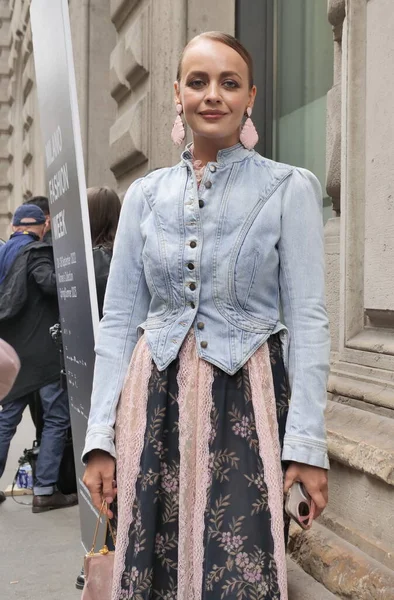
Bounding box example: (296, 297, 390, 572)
(82, 449, 117, 518)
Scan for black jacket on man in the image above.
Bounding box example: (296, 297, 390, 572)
(0, 241, 60, 404)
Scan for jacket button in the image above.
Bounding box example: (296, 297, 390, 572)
(204, 181, 212, 189)
(199, 200, 205, 208)
(209, 165, 216, 173)
(190, 240, 197, 248)
(200, 341, 208, 349)
(189, 282, 196, 291)
(187, 263, 195, 270)
(197, 322, 204, 330)
(190, 302, 196, 309)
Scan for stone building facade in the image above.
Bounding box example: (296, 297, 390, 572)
(0, 0, 393, 597)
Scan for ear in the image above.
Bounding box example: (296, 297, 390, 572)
(247, 85, 257, 111)
(174, 80, 181, 106)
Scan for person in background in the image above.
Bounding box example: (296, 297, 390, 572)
(75, 186, 121, 591)
(88, 186, 121, 319)
(25, 196, 52, 245)
(0, 339, 20, 503)
(0, 204, 77, 512)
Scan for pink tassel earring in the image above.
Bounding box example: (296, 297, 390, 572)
(171, 103, 185, 147)
(240, 107, 259, 150)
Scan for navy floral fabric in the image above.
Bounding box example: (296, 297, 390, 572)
(111, 334, 289, 600)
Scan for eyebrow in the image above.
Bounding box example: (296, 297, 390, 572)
(186, 70, 243, 80)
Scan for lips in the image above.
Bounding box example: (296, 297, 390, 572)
(199, 111, 227, 120)
(199, 111, 227, 116)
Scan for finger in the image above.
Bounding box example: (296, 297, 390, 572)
(90, 489, 103, 512)
(306, 500, 317, 528)
(309, 490, 327, 517)
(283, 470, 298, 494)
(83, 468, 104, 508)
(102, 470, 115, 505)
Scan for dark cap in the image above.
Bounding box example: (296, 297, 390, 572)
(12, 204, 46, 226)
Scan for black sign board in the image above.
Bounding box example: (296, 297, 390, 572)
(31, 0, 100, 550)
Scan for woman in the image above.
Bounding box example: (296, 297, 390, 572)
(87, 186, 121, 319)
(76, 186, 121, 590)
(83, 32, 330, 600)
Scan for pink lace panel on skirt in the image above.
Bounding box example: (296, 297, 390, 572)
(111, 337, 153, 600)
(112, 335, 287, 600)
(249, 344, 288, 600)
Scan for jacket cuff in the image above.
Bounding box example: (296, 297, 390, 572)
(82, 425, 116, 464)
(282, 434, 330, 470)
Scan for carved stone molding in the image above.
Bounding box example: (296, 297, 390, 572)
(0, 4, 12, 21)
(328, 0, 346, 41)
(110, 0, 140, 31)
(110, 37, 130, 102)
(124, 5, 150, 87)
(326, 84, 341, 213)
(0, 105, 12, 134)
(109, 92, 149, 179)
(22, 92, 33, 131)
(7, 75, 15, 106)
(21, 24, 32, 68)
(22, 168, 33, 198)
(7, 45, 17, 78)
(22, 53, 33, 102)
(325, 217, 341, 352)
(110, 5, 150, 103)
(325, 0, 346, 214)
(22, 134, 32, 166)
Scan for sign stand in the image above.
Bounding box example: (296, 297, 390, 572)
(31, 0, 100, 550)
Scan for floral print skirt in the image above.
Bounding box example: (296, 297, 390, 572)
(110, 333, 290, 600)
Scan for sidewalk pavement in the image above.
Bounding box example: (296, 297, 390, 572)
(0, 411, 82, 600)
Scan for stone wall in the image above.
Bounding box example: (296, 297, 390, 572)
(69, 0, 116, 188)
(0, 0, 117, 240)
(289, 1, 394, 597)
(0, 0, 46, 240)
(108, 0, 234, 195)
(0, 0, 12, 240)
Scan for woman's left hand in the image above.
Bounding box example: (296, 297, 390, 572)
(284, 462, 328, 519)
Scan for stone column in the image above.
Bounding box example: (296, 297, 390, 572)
(325, 0, 345, 354)
(69, 0, 116, 187)
(0, 1, 12, 239)
(6, 1, 46, 226)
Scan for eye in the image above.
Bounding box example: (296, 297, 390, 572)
(187, 79, 205, 89)
(223, 80, 239, 89)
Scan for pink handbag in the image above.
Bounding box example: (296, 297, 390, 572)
(0, 339, 20, 402)
(81, 501, 116, 600)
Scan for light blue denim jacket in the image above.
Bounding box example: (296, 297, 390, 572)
(83, 143, 330, 469)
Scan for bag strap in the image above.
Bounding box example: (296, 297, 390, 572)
(88, 500, 116, 555)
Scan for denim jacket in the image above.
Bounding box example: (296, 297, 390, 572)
(83, 144, 330, 469)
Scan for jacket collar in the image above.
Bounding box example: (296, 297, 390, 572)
(181, 142, 254, 167)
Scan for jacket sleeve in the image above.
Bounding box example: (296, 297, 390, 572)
(28, 250, 57, 295)
(82, 179, 151, 461)
(278, 168, 330, 469)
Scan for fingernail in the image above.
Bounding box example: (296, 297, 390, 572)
(106, 496, 113, 504)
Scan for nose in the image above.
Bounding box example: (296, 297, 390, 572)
(204, 81, 222, 104)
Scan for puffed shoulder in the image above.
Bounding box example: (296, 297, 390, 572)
(283, 166, 324, 212)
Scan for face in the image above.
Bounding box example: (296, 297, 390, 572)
(175, 39, 256, 147)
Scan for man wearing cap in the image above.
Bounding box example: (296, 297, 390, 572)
(0, 204, 77, 511)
